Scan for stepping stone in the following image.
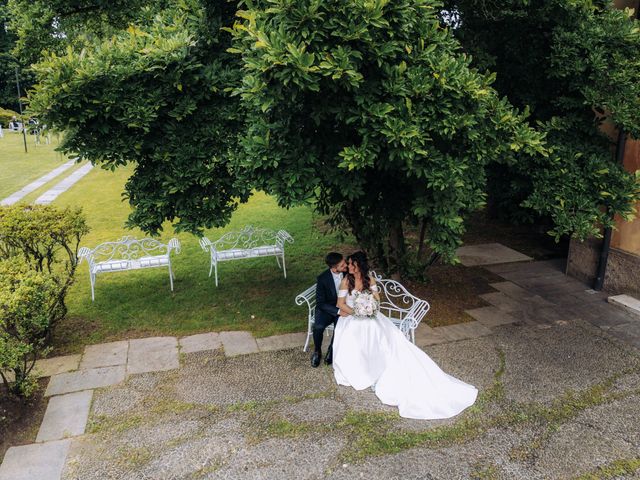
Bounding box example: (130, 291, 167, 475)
(80, 341, 128, 369)
(465, 306, 517, 328)
(45, 366, 126, 397)
(456, 243, 532, 267)
(0, 439, 70, 480)
(127, 337, 179, 375)
(436, 322, 492, 342)
(219, 331, 259, 356)
(36, 390, 93, 442)
(179, 333, 222, 354)
(256, 332, 306, 352)
(34, 354, 81, 378)
(608, 294, 640, 317)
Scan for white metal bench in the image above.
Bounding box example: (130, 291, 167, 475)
(199, 225, 293, 286)
(295, 271, 430, 352)
(78, 236, 181, 301)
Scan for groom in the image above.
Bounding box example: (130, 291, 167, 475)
(312, 252, 348, 368)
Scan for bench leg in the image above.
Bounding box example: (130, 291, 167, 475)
(214, 262, 219, 287)
(303, 318, 313, 352)
(275, 255, 281, 269)
(282, 254, 287, 279)
(208, 256, 214, 277)
(168, 263, 174, 291)
(90, 274, 96, 302)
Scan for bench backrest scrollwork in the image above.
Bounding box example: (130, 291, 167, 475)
(200, 226, 293, 254)
(78, 236, 180, 266)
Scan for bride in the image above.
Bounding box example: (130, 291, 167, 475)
(332, 251, 478, 420)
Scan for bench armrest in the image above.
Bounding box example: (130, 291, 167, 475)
(199, 237, 213, 252)
(295, 284, 316, 313)
(168, 238, 181, 254)
(276, 230, 294, 247)
(77, 247, 93, 264)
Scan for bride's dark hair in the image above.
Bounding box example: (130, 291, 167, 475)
(347, 251, 371, 293)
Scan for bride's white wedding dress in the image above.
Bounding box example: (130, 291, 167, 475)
(333, 288, 478, 420)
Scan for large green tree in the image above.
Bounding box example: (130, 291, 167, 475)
(443, 0, 640, 239)
(9, 0, 640, 274)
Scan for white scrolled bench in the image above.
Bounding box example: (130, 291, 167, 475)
(199, 225, 294, 286)
(296, 271, 431, 352)
(78, 236, 181, 301)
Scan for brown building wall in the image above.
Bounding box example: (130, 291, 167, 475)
(611, 137, 640, 255)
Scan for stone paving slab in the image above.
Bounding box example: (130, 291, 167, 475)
(256, 332, 306, 352)
(436, 321, 492, 341)
(179, 332, 222, 353)
(36, 390, 93, 442)
(35, 355, 81, 378)
(45, 365, 126, 396)
(0, 159, 75, 206)
(34, 163, 93, 205)
(414, 324, 451, 347)
(456, 242, 532, 266)
(219, 331, 259, 356)
(479, 291, 522, 312)
(80, 341, 128, 369)
(608, 294, 640, 317)
(0, 439, 71, 480)
(489, 281, 532, 299)
(466, 306, 517, 328)
(2, 354, 81, 383)
(127, 337, 179, 375)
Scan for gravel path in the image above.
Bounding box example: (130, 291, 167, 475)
(60, 318, 640, 480)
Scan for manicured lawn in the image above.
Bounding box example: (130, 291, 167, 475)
(52, 165, 357, 353)
(0, 131, 73, 199)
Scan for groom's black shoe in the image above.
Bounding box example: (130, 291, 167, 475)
(324, 346, 333, 365)
(311, 351, 321, 368)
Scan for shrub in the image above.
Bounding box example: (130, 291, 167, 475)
(0, 204, 89, 337)
(0, 258, 55, 398)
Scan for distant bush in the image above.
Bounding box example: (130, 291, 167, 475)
(0, 108, 20, 128)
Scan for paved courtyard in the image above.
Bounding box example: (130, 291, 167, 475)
(2, 259, 640, 479)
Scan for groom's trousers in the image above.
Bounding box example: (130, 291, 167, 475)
(312, 315, 338, 353)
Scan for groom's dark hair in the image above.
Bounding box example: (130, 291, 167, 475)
(325, 252, 343, 268)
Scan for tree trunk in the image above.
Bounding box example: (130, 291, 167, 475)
(387, 220, 406, 279)
(417, 218, 428, 261)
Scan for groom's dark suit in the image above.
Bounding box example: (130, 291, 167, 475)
(314, 269, 341, 356)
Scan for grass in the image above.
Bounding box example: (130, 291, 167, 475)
(0, 131, 73, 199)
(573, 458, 640, 480)
(46, 164, 357, 353)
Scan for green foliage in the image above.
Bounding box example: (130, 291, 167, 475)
(26, 1, 250, 235)
(446, 0, 640, 238)
(12, 0, 640, 277)
(0, 258, 54, 397)
(0, 204, 89, 333)
(228, 0, 545, 269)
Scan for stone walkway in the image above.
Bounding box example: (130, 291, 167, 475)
(2, 259, 640, 479)
(34, 163, 93, 205)
(0, 159, 76, 206)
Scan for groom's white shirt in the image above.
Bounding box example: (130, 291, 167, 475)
(331, 271, 343, 293)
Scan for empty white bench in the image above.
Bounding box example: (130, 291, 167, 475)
(199, 225, 293, 286)
(295, 271, 430, 352)
(78, 236, 181, 301)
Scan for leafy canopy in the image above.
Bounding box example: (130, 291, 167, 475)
(8, 0, 640, 271)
